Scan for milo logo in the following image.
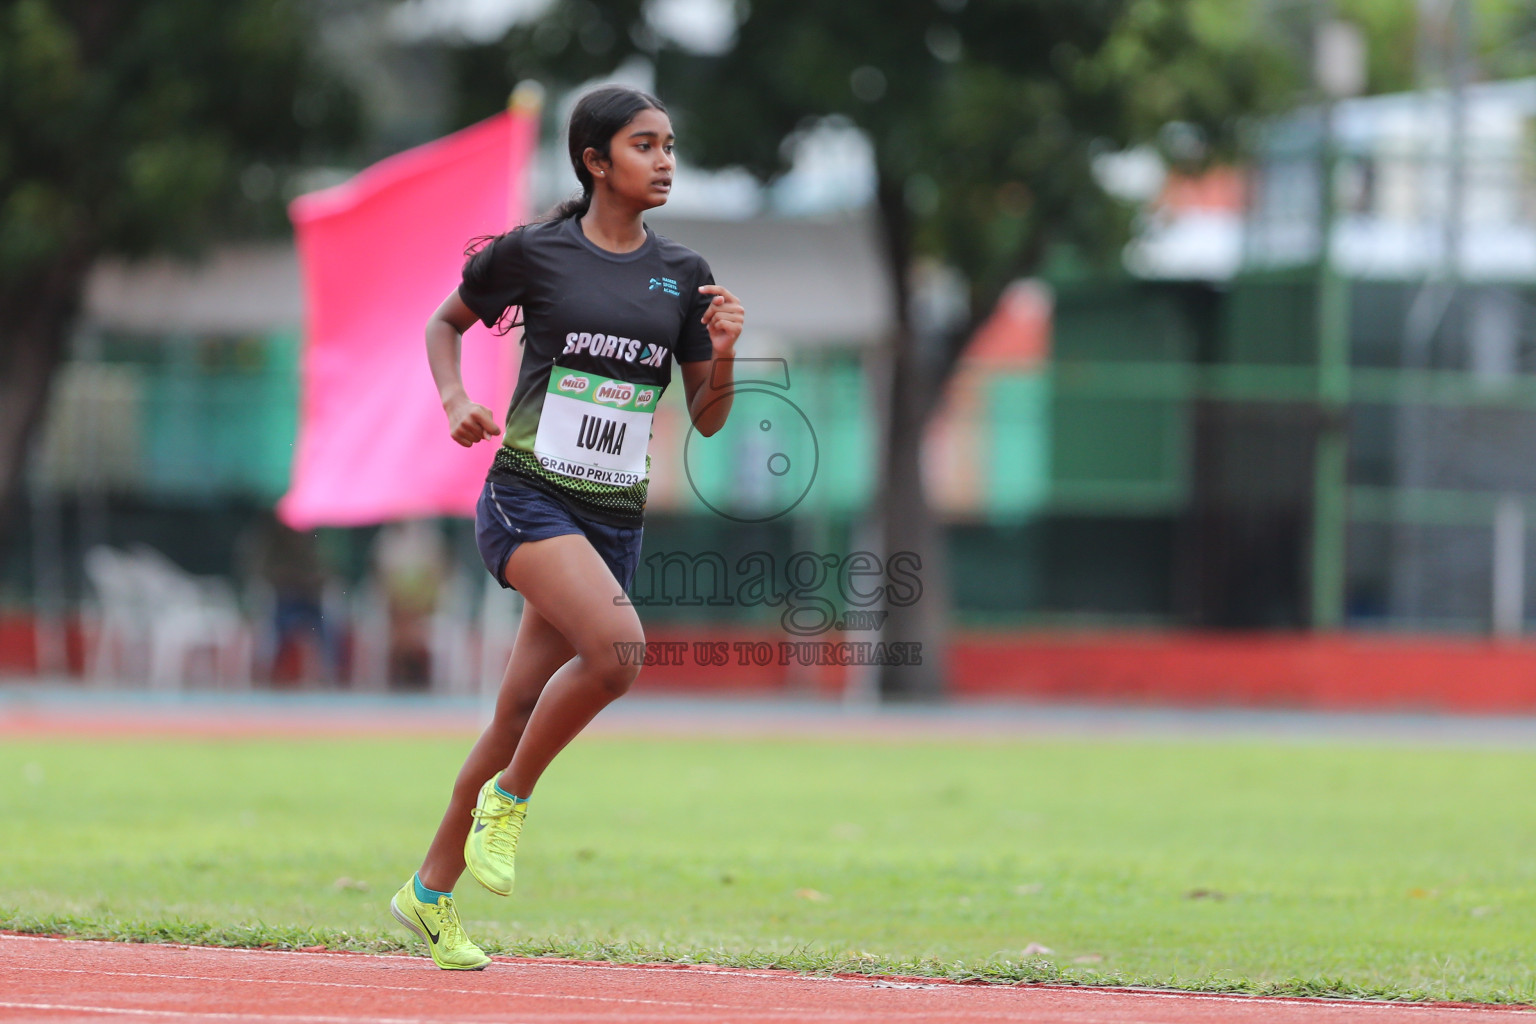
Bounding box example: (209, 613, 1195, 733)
(635, 388, 656, 407)
(558, 374, 589, 394)
(594, 381, 635, 406)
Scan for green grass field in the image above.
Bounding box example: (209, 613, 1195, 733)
(2, 732, 1533, 1003)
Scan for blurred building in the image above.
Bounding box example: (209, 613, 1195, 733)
(1047, 75, 1536, 634)
(6, 208, 898, 657)
(16, 65, 1536, 688)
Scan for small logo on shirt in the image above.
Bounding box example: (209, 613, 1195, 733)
(557, 374, 589, 393)
(648, 276, 680, 297)
(635, 388, 656, 407)
(594, 381, 635, 406)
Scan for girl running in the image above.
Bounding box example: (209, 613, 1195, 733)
(390, 85, 745, 970)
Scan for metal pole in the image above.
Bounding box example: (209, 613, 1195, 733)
(1392, 0, 1473, 626)
(1492, 496, 1524, 637)
(1310, 213, 1350, 628)
(1309, 33, 1351, 630)
(1310, 283, 1350, 630)
(29, 454, 68, 677)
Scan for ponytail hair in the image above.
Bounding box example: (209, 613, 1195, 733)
(543, 84, 667, 222)
(461, 234, 522, 335)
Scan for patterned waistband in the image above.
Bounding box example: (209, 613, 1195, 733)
(489, 446, 646, 528)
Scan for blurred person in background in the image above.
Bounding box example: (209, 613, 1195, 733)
(237, 512, 342, 687)
(371, 519, 448, 689)
(388, 84, 745, 970)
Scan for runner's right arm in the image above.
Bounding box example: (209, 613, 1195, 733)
(425, 289, 503, 448)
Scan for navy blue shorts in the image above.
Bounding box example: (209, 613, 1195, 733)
(475, 474, 644, 593)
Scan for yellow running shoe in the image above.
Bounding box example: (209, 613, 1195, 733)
(389, 878, 491, 970)
(464, 777, 528, 897)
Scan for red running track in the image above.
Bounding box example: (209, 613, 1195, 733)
(2, 935, 1533, 1024)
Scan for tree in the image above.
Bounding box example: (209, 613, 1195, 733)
(0, 0, 356, 535)
(453, 0, 1289, 698)
(1325, 0, 1536, 91)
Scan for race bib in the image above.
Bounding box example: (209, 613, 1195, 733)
(533, 368, 663, 487)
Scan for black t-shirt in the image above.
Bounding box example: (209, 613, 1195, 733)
(458, 215, 716, 526)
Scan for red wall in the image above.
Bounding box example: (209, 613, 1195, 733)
(635, 628, 1536, 713)
(0, 617, 87, 676)
(946, 631, 1536, 713)
(7, 616, 1536, 713)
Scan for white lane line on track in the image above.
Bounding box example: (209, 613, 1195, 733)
(0, 1002, 439, 1024)
(3, 965, 1115, 1023)
(5, 938, 1533, 1018)
(1052, 988, 1536, 1016)
(0, 1006, 1091, 1024)
(2, 1002, 1528, 1024)
(0, 1004, 1134, 1024)
(10, 964, 1038, 1022)
(4, 966, 820, 1019)
(9, 967, 1531, 1024)
(0, 935, 936, 995)
(81, 942, 1536, 1014)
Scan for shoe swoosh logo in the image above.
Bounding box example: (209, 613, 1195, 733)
(413, 909, 441, 945)
(473, 821, 487, 833)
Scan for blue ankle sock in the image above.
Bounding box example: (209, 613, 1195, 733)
(414, 872, 451, 903)
(493, 781, 528, 804)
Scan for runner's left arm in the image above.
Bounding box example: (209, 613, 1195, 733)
(681, 284, 744, 437)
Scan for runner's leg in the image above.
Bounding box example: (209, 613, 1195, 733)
(495, 532, 643, 798)
(417, 599, 575, 892)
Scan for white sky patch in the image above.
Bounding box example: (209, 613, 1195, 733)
(1092, 146, 1167, 204)
(663, 163, 763, 218)
(770, 120, 877, 216)
(644, 0, 740, 55)
(388, 0, 554, 44)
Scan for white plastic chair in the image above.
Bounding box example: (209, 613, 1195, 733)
(84, 544, 251, 691)
(429, 567, 478, 695)
(84, 545, 153, 685)
(477, 575, 524, 699)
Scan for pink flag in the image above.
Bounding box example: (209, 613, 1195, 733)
(277, 108, 538, 528)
